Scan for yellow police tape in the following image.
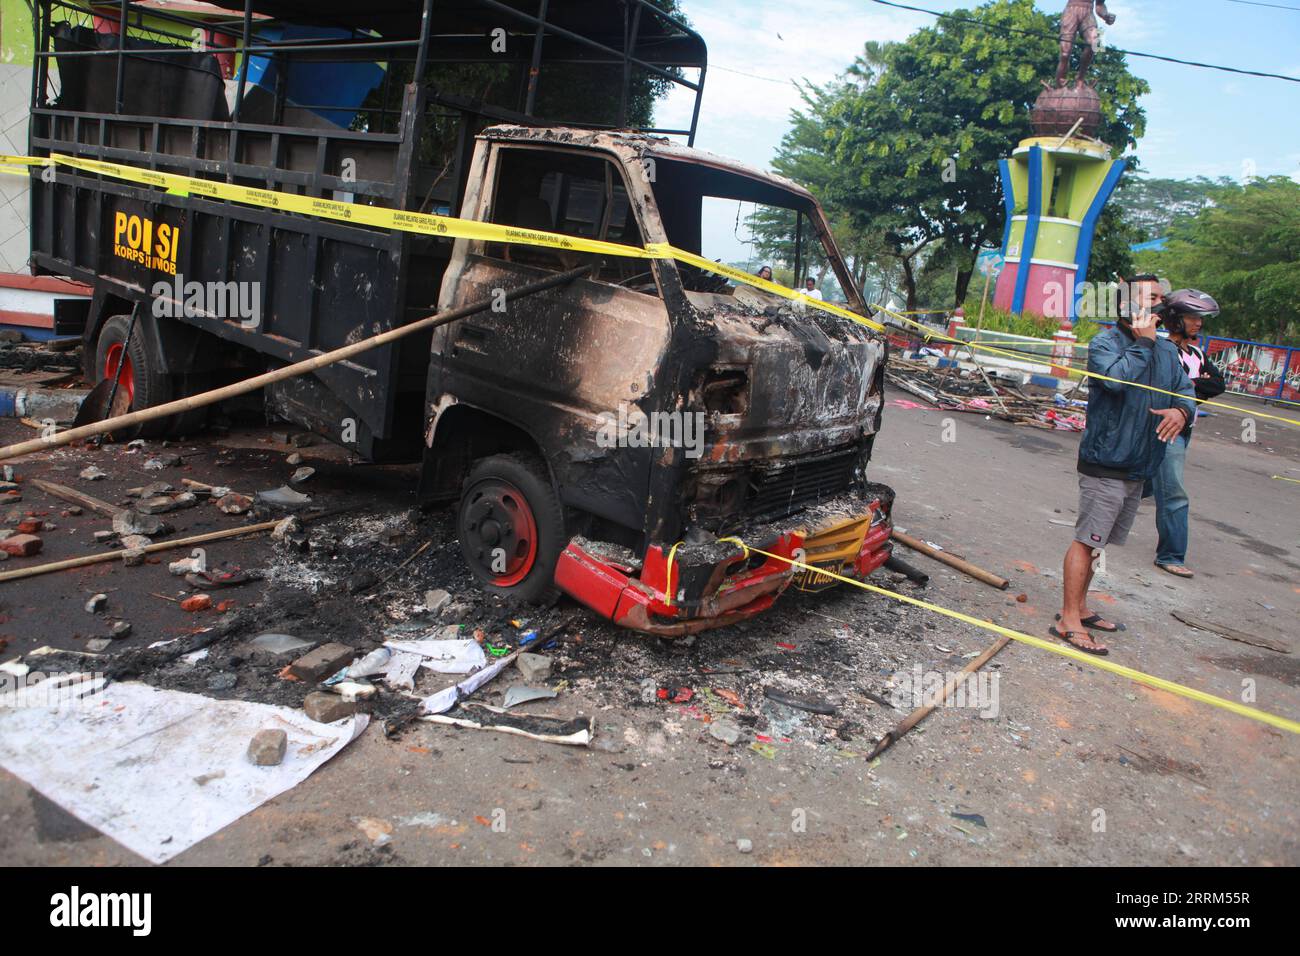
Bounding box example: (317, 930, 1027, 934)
(0, 152, 885, 332)
(6, 151, 1297, 427)
(881, 306, 1300, 427)
(6, 153, 1295, 734)
(1272, 475, 1300, 484)
(717, 540, 1300, 736)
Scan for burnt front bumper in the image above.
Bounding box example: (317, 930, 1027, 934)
(553, 487, 894, 636)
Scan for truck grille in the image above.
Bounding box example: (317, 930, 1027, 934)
(744, 447, 858, 521)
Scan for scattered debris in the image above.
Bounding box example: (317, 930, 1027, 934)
(1171, 611, 1290, 654)
(424, 588, 451, 614)
(0, 534, 41, 557)
(247, 729, 288, 766)
(248, 633, 315, 657)
(79, 466, 107, 481)
(423, 702, 593, 746)
(85, 593, 108, 614)
(256, 486, 312, 511)
(385, 638, 487, 674)
(344, 647, 392, 679)
(709, 718, 742, 745)
(503, 685, 558, 708)
(303, 691, 360, 724)
(290, 643, 358, 682)
(763, 688, 837, 716)
(216, 493, 253, 515)
(516, 652, 553, 683)
(112, 511, 171, 538)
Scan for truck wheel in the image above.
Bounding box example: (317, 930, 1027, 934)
(93, 315, 208, 438)
(457, 453, 565, 603)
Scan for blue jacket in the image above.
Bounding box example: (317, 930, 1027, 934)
(1078, 326, 1197, 482)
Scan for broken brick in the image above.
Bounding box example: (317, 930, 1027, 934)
(303, 691, 358, 724)
(16, 519, 43, 534)
(288, 642, 356, 682)
(180, 594, 212, 612)
(247, 729, 288, 766)
(0, 534, 42, 558)
(215, 493, 253, 515)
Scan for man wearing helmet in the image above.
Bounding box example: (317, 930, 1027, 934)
(1052, 275, 1197, 656)
(1151, 289, 1225, 579)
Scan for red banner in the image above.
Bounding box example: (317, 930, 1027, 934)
(1204, 339, 1291, 399)
(1284, 350, 1300, 404)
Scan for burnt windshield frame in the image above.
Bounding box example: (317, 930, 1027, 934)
(645, 156, 864, 310)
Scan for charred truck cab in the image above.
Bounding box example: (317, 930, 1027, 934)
(25, 0, 891, 636)
(423, 127, 892, 634)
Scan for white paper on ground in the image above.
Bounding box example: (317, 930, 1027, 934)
(0, 677, 367, 864)
(383, 651, 423, 691)
(419, 653, 513, 714)
(384, 639, 486, 674)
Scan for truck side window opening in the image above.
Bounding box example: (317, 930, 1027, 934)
(650, 157, 851, 303)
(486, 148, 654, 292)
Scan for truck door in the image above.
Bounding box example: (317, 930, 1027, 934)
(431, 144, 672, 535)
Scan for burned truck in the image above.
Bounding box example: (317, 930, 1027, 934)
(25, 0, 892, 634)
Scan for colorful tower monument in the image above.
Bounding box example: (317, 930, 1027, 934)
(993, 134, 1125, 322)
(994, 2, 1126, 324)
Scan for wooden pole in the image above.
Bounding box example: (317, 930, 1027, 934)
(0, 266, 592, 462)
(890, 530, 1010, 590)
(866, 635, 1011, 760)
(27, 478, 124, 517)
(0, 521, 281, 584)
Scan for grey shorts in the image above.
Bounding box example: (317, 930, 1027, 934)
(1075, 474, 1142, 549)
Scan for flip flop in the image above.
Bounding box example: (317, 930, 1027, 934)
(1049, 625, 1109, 656)
(184, 567, 256, 589)
(1155, 563, 1195, 579)
(1057, 612, 1124, 633)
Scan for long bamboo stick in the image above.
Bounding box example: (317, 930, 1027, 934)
(0, 266, 592, 461)
(0, 520, 282, 583)
(865, 634, 1011, 760)
(890, 530, 1010, 590)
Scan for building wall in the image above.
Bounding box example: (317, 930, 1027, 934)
(0, 0, 35, 274)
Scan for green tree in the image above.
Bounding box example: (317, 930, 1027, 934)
(1138, 177, 1300, 345)
(816, 0, 1148, 310)
(1111, 175, 1230, 242)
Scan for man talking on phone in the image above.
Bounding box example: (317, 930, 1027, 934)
(1052, 276, 1197, 655)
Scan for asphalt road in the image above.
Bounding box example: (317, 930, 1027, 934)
(0, 388, 1296, 866)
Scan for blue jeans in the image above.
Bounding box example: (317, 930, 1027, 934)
(1153, 432, 1190, 565)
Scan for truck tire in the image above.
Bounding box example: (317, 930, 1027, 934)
(457, 453, 565, 604)
(93, 314, 208, 438)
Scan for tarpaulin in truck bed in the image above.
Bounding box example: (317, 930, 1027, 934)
(200, 0, 707, 66)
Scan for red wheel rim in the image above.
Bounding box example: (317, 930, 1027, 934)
(461, 478, 539, 587)
(103, 343, 135, 405)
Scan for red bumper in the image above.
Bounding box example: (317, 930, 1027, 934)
(554, 496, 893, 636)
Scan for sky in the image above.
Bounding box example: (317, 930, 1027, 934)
(651, 0, 1300, 265)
